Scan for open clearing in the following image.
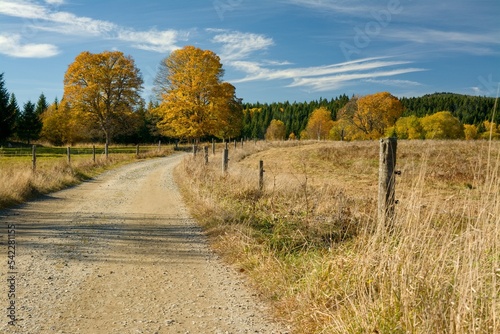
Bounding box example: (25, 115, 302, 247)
(0, 153, 286, 333)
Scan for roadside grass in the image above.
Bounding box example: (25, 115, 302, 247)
(0, 145, 175, 209)
(175, 140, 500, 333)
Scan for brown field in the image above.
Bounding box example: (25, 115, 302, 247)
(176, 140, 500, 334)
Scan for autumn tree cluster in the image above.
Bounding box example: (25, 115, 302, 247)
(1, 47, 498, 146)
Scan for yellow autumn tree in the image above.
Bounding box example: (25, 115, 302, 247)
(392, 115, 424, 139)
(463, 124, 479, 140)
(354, 92, 403, 139)
(153, 46, 242, 141)
(41, 99, 90, 145)
(63, 51, 144, 145)
(420, 111, 464, 139)
(305, 107, 334, 140)
(265, 119, 286, 140)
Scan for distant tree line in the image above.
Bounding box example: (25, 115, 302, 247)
(1, 52, 498, 146)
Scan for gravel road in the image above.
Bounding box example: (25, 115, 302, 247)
(0, 153, 287, 334)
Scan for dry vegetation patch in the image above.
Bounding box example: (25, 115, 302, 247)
(176, 139, 500, 334)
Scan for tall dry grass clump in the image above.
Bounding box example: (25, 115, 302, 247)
(176, 140, 499, 334)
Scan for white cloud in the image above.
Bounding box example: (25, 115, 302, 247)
(0, 0, 185, 56)
(0, 33, 59, 58)
(227, 56, 425, 92)
(287, 0, 374, 16)
(117, 29, 187, 53)
(386, 28, 500, 46)
(288, 68, 425, 91)
(45, 0, 65, 5)
(212, 30, 274, 61)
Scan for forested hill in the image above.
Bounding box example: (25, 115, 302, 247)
(241, 93, 497, 139)
(400, 93, 497, 124)
(241, 94, 350, 139)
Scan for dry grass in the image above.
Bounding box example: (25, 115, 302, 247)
(175, 140, 500, 334)
(0, 146, 174, 209)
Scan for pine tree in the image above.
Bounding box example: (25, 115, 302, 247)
(0, 73, 17, 142)
(18, 101, 42, 144)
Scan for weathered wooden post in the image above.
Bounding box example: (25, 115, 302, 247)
(105, 143, 109, 159)
(222, 142, 229, 173)
(92, 145, 96, 163)
(32, 145, 36, 172)
(259, 160, 264, 191)
(136, 144, 139, 156)
(67, 147, 71, 164)
(212, 139, 215, 155)
(204, 146, 209, 165)
(378, 137, 397, 228)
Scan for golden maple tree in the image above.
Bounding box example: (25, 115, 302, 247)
(354, 92, 403, 139)
(63, 51, 144, 144)
(305, 107, 334, 140)
(153, 46, 242, 141)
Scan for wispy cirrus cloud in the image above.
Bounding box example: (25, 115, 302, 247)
(0, 0, 186, 57)
(211, 30, 425, 92)
(0, 33, 59, 58)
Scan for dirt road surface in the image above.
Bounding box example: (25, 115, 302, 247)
(0, 154, 287, 334)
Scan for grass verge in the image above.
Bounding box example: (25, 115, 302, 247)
(0, 146, 175, 209)
(175, 140, 499, 333)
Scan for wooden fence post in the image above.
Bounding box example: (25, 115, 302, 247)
(158, 140, 161, 150)
(222, 142, 229, 173)
(234, 140, 237, 149)
(105, 143, 109, 159)
(212, 139, 215, 155)
(192, 144, 197, 157)
(378, 137, 397, 228)
(259, 160, 264, 191)
(136, 144, 139, 156)
(67, 147, 71, 164)
(204, 146, 209, 165)
(32, 145, 36, 172)
(92, 145, 96, 163)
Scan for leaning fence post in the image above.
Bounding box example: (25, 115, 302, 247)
(259, 160, 264, 191)
(32, 145, 36, 172)
(222, 142, 229, 173)
(378, 137, 398, 228)
(67, 146, 71, 164)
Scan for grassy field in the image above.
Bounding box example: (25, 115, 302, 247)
(175, 140, 500, 333)
(0, 145, 175, 209)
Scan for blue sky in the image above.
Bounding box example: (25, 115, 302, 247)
(0, 0, 499, 107)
